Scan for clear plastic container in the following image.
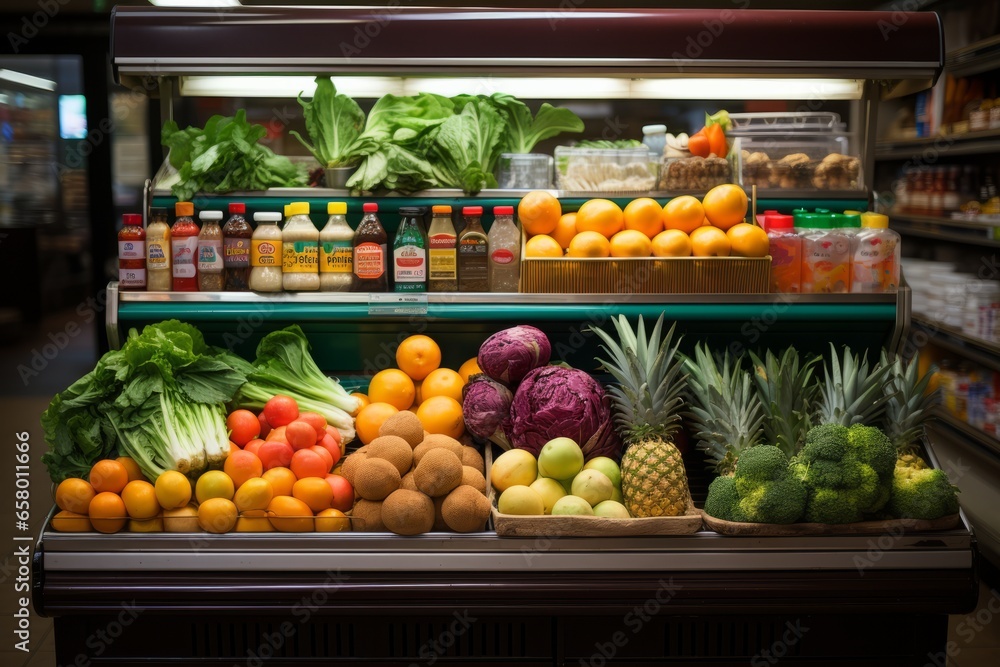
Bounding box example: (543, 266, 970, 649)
(555, 146, 657, 193)
(496, 153, 554, 189)
(641, 124, 667, 158)
(796, 212, 851, 293)
(488, 205, 520, 292)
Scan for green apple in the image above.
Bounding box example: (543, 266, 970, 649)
(497, 485, 544, 515)
(537, 437, 584, 480)
(530, 478, 567, 515)
(491, 449, 537, 492)
(593, 500, 631, 518)
(583, 457, 622, 489)
(571, 469, 614, 506)
(610, 486, 624, 504)
(551, 495, 594, 516)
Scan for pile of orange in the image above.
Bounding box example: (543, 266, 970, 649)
(520, 185, 768, 259)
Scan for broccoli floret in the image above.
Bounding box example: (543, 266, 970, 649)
(804, 487, 866, 524)
(801, 424, 851, 462)
(704, 476, 740, 521)
(737, 477, 807, 524)
(734, 445, 791, 483)
(848, 424, 896, 480)
(888, 465, 960, 520)
(804, 458, 865, 490)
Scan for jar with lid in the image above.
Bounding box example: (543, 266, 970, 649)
(641, 124, 667, 158)
(171, 201, 200, 291)
(223, 202, 252, 291)
(282, 202, 319, 291)
(393, 206, 428, 292)
(488, 205, 520, 292)
(250, 212, 283, 292)
(145, 208, 171, 291)
(427, 205, 458, 292)
(197, 210, 225, 291)
(352, 202, 388, 292)
(319, 202, 354, 292)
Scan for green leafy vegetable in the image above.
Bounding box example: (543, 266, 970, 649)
(289, 77, 366, 168)
(428, 98, 505, 193)
(489, 94, 584, 154)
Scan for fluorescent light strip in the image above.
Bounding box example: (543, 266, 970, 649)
(149, 1, 241, 7)
(0, 69, 56, 92)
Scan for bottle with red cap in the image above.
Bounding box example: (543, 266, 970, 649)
(171, 201, 200, 291)
(351, 202, 388, 292)
(764, 212, 801, 293)
(118, 213, 146, 291)
(223, 202, 252, 291)
(457, 206, 489, 292)
(488, 205, 520, 292)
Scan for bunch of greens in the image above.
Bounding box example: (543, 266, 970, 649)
(161, 110, 307, 200)
(233, 325, 360, 443)
(289, 77, 366, 168)
(41, 321, 251, 482)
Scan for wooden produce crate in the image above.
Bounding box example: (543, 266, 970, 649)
(700, 511, 961, 536)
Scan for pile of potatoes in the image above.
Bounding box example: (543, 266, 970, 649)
(341, 411, 491, 535)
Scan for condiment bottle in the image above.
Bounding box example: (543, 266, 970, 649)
(250, 212, 282, 292)
(764, 212, 800, 294)
(393, 206, 428, 292)
(170, 201, 200, 291)
(457, 206, 489, 292)
(797, 212, 850, 294)
(319, 201, 354, 292)
(223, 202, 252, 291)
(427, 205, 458, 292)
(117, 213, 146, 291)
(851, 213, 901, 293)
(197, 210, 225, 292)
(145, 208, 171, 291)
(282, 202, 319, 291)
(488, 205, 520, 292)
(352, 202, 388, 292)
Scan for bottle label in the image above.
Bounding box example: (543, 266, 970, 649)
(119, 240, 144, 260)
(491, 248, 515, 265)
(198, 240, 224, 272)
(459, 236, 488, 256)
(428, 233, 456, 249)
(224, 237, 251, 268)
(354, 242, 386, 280)
(147, 241, 170, 269)
(119, 268, 146, 288)
(171, 236, 198, 278)
(320, 240, 353, 274)
(251, 239, 280, 267)
(429, 249, 457, 280)
(393, 245, 426, 283)
(282, 240, 319, 273)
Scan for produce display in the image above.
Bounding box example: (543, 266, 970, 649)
(656, 111, 736, 191)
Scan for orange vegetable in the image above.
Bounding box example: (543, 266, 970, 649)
(688, 130, 710, 158)
(706, 123, 727, 157)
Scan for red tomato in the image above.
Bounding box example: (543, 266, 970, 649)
(244, 439, 265, 457)
(316, 433, 342, 468)
(257, 441, 294, 471)
(324, 425, 343, 455)
(286, 420, 319, 451)
(325, 474, 354, 513)
(263, 395, 299, 427)
(309, 445, 334, 473)
(226, 409, 261, 446)
(297, 412, 328, 439)
(290, 449, 327, 479)
(258, 412, 272, 439)
(266, 425, 288, 445)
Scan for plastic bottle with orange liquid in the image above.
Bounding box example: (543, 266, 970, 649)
(764, 212, 800, 293)
(851, 212, 900, 293)
(796, 212, 851, 293)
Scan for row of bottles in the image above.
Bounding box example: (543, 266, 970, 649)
(895, 164, 997, 217)
(119, 202, 521, 293)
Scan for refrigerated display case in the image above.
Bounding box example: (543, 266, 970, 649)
(32, 6, 979, 666)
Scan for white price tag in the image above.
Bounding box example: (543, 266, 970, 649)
(367, 293, 429, 316)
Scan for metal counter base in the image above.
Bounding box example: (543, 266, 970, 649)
(35, 529, 979, 665)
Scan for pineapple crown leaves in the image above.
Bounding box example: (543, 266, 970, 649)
(816, 343, 897, 427)
(748, 347, 821, 458)
(880, 350, 937, 454)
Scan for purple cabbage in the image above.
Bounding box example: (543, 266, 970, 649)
(461, 374, 513, 445)
(509, 365, 621, 460)
(477, 325, 551, 386)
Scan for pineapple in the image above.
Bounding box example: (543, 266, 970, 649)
(590, 314, 690, 517)
(749, 347, 820, 459)
(684, 343, 764, 475)
(816, 343, 894, 426)
(881, 350, 937, 462)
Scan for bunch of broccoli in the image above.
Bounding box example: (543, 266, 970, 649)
(704, 445, 807, 524)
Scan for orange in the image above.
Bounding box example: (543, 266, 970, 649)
(726, 223, 770, 258)
(458, 357, 482, 383)
(292, 477, 334, 513)
(524, 234, 563, 258)
(651, 230, 692, 257)
(623, 198, 664, 239)
(129, 517, 164, 533)
(395, 334, 442, 381)
(420, 368, 465, 403)
(550, 213, 578, 250)
(117, 456, 146, 483)
(415, 395, 465, 440)
(121, 480, 159, 520)
(315, 508, 351, 532)
(609, 230, 653, 258)
(412, 380, 423, 407)
(575, 199, 624, 239)
(55, 478, 96, 514)
(235, 516, 275, 532)
(662, 195, 706, 234)
(567, 231, 611, 258)
(224, 450, 264, 489)
(690, 226, 732, 257)
(267, 496, 315, 533)
(198, 497, 238, 534)
(261, 467, 297, 497)
(234, 477, 274, 515)
(162, 505, 200, 532)
(89, 459, 129, 494)
(355, 402, 400, 445)
(702, 184, 748, 231)
(517, 190, 561, 236)
(89, 492, 127, 534)
(154, 470, 192, 510)
(51, 510, 92, 533)
(368, 368, 416, 411)
(195, 470, 235, 503)
(350, 392, 370, 416)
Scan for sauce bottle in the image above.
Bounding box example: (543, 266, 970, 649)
(223, 202, 252, 291)
(352, 202, 388, 292)
(197, 210, 225, 292)
(488, 205, 520, 292)
(393, 206, 428, 292)
(851, 213, 901, 293)
(145, 208, 171, 291)
(764, 212, 800, 294)
(427, 205, 458, 292)
(319, 201, 354, 292)
(118, 213, 146, 291)
(250, 212, 283, 292)
(170, 201, 200, 291)
(282, 202, 319, 291)
(457, 206, 489, 292)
